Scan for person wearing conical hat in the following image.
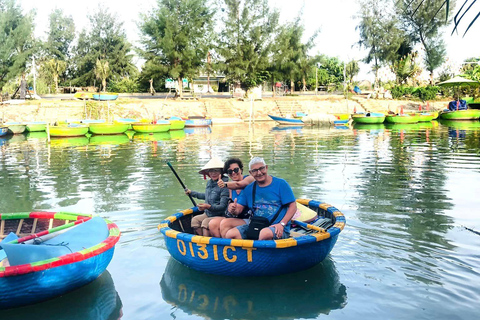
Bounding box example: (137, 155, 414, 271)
(185, 157, 229, 236)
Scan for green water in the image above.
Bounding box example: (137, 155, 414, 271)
(1, 122, 480, 319)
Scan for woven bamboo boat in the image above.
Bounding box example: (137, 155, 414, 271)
(158, 199, 345, 277)
(351, 113, 385, 124)
(184, 116, 212, 127)
(88, 123, 129, 135)
(439, 109, 480, 120)
(0, 212, 120, 309)
(385, 114, 419, 124)
(5, 123, 26, 134)
(49, 125, 89, 137)
(132, 121, 170, 133)
(25, 122, 47, 132)
(0, 126, 8, 137)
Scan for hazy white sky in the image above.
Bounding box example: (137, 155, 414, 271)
(22, 0, 480, 81)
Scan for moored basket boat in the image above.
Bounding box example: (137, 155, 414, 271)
(184, 116, 212, 127)
(5, 122, 26, 134)
(167, 117, 186, 130)
(49, 125, 89, 137)
(0, 126, 8, 137)
(92, 93, 118, 101)
(385, 114, 419, 124)
(439, 109, 480, 120)
(88, 123, 129, 135)
(0, 212, 120, 309)
(132, 121, 170, 133)
(25, 121, 47, 132)
(351, 113, 385, 124)
(158, 199, 345, 277)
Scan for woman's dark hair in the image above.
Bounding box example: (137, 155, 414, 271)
(223, 157, 243, 173)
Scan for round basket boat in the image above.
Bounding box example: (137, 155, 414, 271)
(158, 199, 345, 277)
(0, 212, 120, 309)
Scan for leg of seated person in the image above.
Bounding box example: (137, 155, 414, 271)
(208, 217, 224, 238)
(225, 227, 242, 239)
(258, 227, 275, 240)
(220, 218, 246, 238)
(201, 218, 213, 237)
(191, 213, 207, 235)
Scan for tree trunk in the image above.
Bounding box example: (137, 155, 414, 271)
(272, 80, 276, 98)
(430, 72, 434, 86)
(290, 79, 294, 94)
(177, 77, 183, 98)
(302, 77, 306, 92)
(102, 79, 107, 92)
(54, 75, 58, 93)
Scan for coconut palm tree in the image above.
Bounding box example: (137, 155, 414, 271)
(43, 59, 66, 93)
(95, 59, 109, 92)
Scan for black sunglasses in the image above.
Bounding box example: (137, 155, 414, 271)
(227, 167, 241, 175)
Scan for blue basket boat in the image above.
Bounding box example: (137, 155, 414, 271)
(185, 116, 212, 127)
(0, 212, 120, 309)
(268, 114, 305, 125)
(158, 199, 345, 277)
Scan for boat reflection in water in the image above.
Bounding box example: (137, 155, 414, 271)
(1, 271, 123, 320)
(89, 133, 130, 146)
(270, 125, 304, 133)
(49, 136, 90, 148)
(184, 126, 212, 135)
(160, 257, 346, 319)
(132, 132, 171, 141)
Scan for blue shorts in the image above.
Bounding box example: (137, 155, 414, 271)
(236, 224, 289, 240)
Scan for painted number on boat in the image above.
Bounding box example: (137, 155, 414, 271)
(176, 240, 256, 263)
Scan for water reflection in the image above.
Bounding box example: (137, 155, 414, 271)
(1, 271, 122, 319)
(184, 126, 212, 135)
(89, 133, 130, 146)
(160, 258, 346, 320)
(133, 132, 171, 141)
(50, 136, 90, 147)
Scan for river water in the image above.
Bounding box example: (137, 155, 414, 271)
(1, 121, 479, 320)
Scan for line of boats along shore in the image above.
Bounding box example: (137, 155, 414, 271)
(351, 106, 480, 126)
(0, 116, 212, 140)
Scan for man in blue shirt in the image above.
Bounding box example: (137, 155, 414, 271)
(225, 157, 297, 240)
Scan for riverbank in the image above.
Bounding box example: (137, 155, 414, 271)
(0, 94, 449, 124)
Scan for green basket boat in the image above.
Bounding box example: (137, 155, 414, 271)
(416, 112, 438, 122)
(132, 122, 170, 133)
(439, 109, 480, 120)
(88, 123, 129, 135)
(385, 114, 419, 124)
(169, 120, 186, 130)
(351, 113, 385, 124)
(25, 122, 47, 132)
(49, 125, 89, 137)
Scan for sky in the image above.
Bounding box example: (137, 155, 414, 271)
(21, 0, 480, 82)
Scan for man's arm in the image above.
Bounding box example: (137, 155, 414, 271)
(218, 175, 254, 190)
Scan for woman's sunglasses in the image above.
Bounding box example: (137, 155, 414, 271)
(227, 167, 241, 175)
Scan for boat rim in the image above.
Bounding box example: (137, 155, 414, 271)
(0, 212, 120, 278)
(158, 198, 345, 249)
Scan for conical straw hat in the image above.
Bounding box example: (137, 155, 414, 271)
(199, 157, 224, 175)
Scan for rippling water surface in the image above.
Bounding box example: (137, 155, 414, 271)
(1, 121, 479, 319)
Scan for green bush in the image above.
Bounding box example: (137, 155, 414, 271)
(413, 86, 439, 101)
(107, 77, 140, 93)
(391, 85, 414, 99)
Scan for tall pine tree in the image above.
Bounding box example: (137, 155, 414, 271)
(217, 0, 279, 93)
(139, 0, 214, 97)
(0, 0, 35, 91)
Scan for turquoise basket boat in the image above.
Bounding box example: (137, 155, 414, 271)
(158, 199, 345, 277)
(0, 212, 120, 309)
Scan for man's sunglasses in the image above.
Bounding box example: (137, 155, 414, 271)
(227, 167, 241, 175)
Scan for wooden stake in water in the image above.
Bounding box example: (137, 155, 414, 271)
(46, 122, 51, 143)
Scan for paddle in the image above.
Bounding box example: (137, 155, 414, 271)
(166, 161, 197, 206)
